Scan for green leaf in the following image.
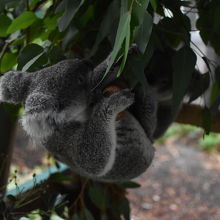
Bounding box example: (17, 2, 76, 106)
(100, 214, 108, 220)
(210, 81, 220, 107)
(6, 194, 17, 202)
(117, 17, 131, 76)
(30, 0, 42, 9)
(134, 11, 153, 53)
(172, 46, 197, 111)
(188, 72, 210, 103)
(7, 11, 38, 34)
(44, 14, 61, 31)
(78, 5, 94, 28)
(0, 14, 11, 37)
(215, 66, 220, 88)
(120, 198, 130, 220)
(202, 56, 211, 72)
(50, 173, 72, 183)
(150, 0, 157, 11)
(83, 208, 95, 220)
(21, 52, 45, 72)
(133, 0, 150, 23)
(124, 39, 154, 92)
(0, 53, 17, 72)
(118, 181, 141, 188)
(48, 46, 65, 64)
(112, 197, 130, 220)
(106, 11, 131, 75)
(90, 0, 120, 55)
(88, 185, 106, 210)
(72, 214, 80, 220)
(58, 0, 85, 32)
(17, 44, 48, 71)
(202, 107, 211, 135)
(197, 2, 220, 55)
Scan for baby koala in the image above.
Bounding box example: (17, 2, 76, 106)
(0, 58, 156, 182)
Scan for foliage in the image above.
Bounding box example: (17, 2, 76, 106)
(1, 171, 137, 220)
(1, 0, 220, 218)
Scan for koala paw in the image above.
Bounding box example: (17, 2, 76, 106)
(107, 89, 134, 114)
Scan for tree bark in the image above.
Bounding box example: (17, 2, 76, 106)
(0, 104, 16, 198)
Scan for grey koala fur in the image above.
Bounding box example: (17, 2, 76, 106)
(0, 58, 157, 182)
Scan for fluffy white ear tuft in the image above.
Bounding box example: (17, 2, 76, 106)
(21, 112, 54, 139)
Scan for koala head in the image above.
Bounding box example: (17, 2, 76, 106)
(0, 59, 99, 138)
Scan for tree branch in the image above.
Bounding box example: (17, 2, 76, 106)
(175, 104, 220, 133)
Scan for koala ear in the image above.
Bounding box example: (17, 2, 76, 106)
(0, 70, 33, 104)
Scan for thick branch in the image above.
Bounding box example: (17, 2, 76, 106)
(176, 104, 220, 133)
(0, 105, 16, 197)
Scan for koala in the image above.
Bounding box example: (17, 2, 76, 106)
(0, 58, 156, 182)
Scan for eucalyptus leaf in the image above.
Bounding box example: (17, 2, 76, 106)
(120, 198, 130, 220)
(112, 197, 130, 220)
(202, 107, 211, 135)
(91, 0, 120, 55)
(0, 53, 17, 72)
(133, 0, 150, 23)
(72, 214, 80, 220)
(210, 81, 220, 107)
(117, 18, 131, 76)
(118, 181, 141, 188)
(84, 208, 95, 220)
(88, 185, 106, 210)
(215, 66, 220, 88)
(0, 14, 11, 37)
(17, 44, 48, 71)
(105, 11, 131, 75)
(21, 52, 45, 72)
(134, 11, 153, 53)
(188, 72, 210, 103)
(150, 0, 157, 11)
(202, 56, 211, 72)
(172, 46, 197, 111)
(7, 11, 38, 34)
(58, 0, 85, 32)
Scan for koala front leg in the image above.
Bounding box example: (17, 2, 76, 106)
(74, 89, 134, 177)
(130, 84, 158, 141)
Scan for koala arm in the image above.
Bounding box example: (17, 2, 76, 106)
(73, 89, 134, 177)
(0, 71, 34, 104)
(130, 84, 158, 141)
